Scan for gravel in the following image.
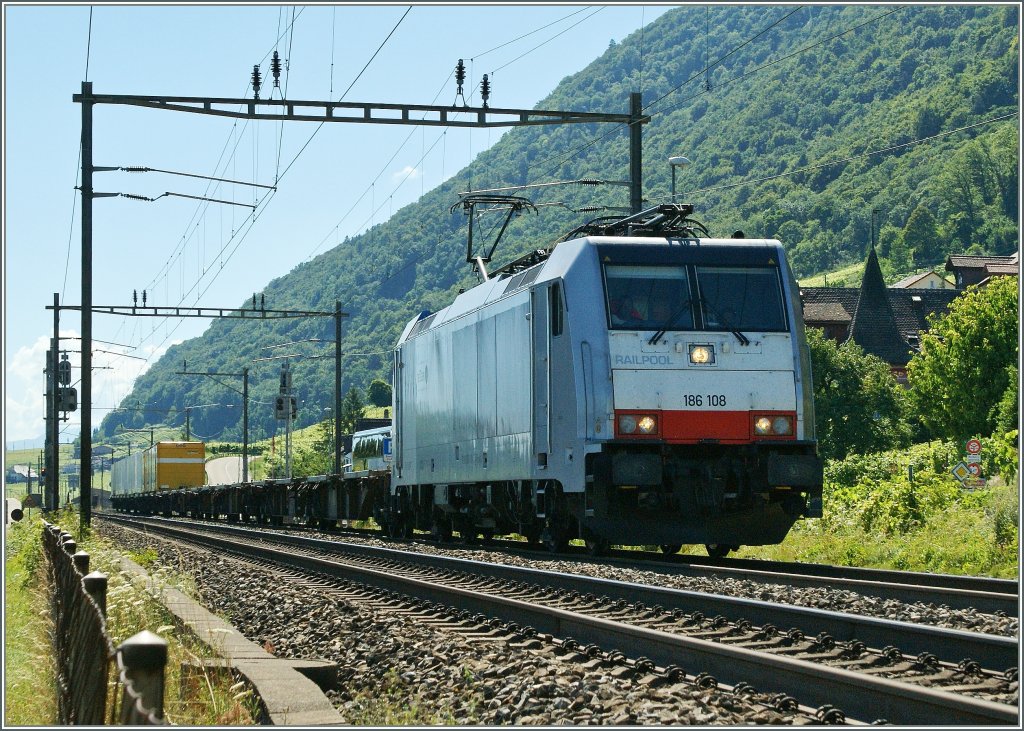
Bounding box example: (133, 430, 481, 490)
(323, 532, 1019, 639)
(98, 522, 807, 724)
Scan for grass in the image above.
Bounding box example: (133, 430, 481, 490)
(341, 668, 467, 724)
(734, 480, 1018, 578)
(4, 510, 259, 725)
(799, 261, 865, 287)
(4, 515, 57, 725)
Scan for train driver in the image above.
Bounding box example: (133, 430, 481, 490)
(611, 295, 644, 326)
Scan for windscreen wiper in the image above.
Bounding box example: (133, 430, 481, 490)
(648, 299, 693, 345)
(699, 296, 750, 346)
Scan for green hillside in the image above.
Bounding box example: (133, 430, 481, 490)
(100, 4, 1019, 442)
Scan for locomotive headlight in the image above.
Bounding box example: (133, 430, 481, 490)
(754, 417, 772, 435)
(688, 344, 715, 365)
(637, 415, 658, 434)
(772, 416, 793, 435)
(618, 414, 658, 436)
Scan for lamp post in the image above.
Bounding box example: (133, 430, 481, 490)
(669, 155, 690, 203)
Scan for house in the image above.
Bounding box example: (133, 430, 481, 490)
(890, 271, 955, 290)
(945, 252, 1019, 289)
(801, 247, 960, 383)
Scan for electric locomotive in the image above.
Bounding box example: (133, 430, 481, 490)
(384, 202, 823, 556)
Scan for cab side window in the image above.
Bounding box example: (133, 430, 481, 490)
(550, 282, 564, 337)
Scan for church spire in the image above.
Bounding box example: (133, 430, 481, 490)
(845, 246, 913, 366)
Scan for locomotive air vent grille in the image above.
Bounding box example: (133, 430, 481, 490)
(503, 264, 543, 294)
(504, 271, 529, 293)
(409, 313, 437, 337)
(520, 266, 542, 288)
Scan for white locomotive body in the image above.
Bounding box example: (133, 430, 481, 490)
(388, 215, 822, 553)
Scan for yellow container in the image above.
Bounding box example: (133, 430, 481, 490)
(142, 441, 206, 492)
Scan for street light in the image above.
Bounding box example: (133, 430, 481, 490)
(669, 155, 690, 203)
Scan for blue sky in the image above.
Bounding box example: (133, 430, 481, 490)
(3, 3, 677, 448)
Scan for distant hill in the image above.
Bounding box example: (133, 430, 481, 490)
(101, 4, 1019, 443)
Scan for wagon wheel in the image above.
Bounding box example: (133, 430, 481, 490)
(660, 544, 682, 556)
(705, 543, 736, 558)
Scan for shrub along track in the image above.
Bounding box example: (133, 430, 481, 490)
(98, 514, 1017, 725)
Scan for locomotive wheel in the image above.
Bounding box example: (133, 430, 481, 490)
(431, 517, 453, 543)
(456, 515, 477, 545)
(523, 529, 542, 548)
(660, 544, 682, 555)
(543, 522, 569, 553)
(584, 536, 609, 557)
(705, 543, 736, 558)
(386, 514, 405, 539)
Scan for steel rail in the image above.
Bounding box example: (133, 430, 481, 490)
(101, 515, 1018, 725)
(666, 553, 1018, 597)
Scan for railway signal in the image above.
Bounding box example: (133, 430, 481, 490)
(58, 353, 71, 385)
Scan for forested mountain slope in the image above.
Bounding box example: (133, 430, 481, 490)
(102, 4, 1018, 442)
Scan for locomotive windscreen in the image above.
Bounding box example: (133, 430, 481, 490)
(603, 261, 788, 333)
(605, 265, 693, 330)
(694, 266, 788, 332)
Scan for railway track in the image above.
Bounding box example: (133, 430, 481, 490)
(169, 516, 1022, 618)
(100, 514, 1018, 725)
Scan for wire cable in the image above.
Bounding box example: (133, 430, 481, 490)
(130, 8, 411, 360)
(489, 7, 605, 75)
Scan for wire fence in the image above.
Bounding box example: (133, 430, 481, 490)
(43, 521, 166, 725)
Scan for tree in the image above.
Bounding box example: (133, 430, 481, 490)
(366, 378, 393, 408)
(340, 387, 365, 434)
(290, 409, 336, 477)
(902, 204, 941, 266)
(807, 328, 912, 460)
(907, 276, 1019, 441)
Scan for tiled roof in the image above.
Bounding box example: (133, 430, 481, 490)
(946, 254, 1018, 270)
(802, 250, 960, 367)
(803, 301, 851, 323)
(889, 289, 959, 333)
(985, 263, 1019, 275)
(801, 288, 958, 332)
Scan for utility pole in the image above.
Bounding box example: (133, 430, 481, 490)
(49, 292, 60, 513)
(177, 363, 251, 483)
(72, 83, 642, 502)
(334, 301, 343, 477)
(629, 92, 643, 214)
(80, 81, 94, 528)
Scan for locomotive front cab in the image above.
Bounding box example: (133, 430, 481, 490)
(584, 240, 823, 549)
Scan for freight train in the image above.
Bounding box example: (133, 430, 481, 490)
(111, 202, 823, 557)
